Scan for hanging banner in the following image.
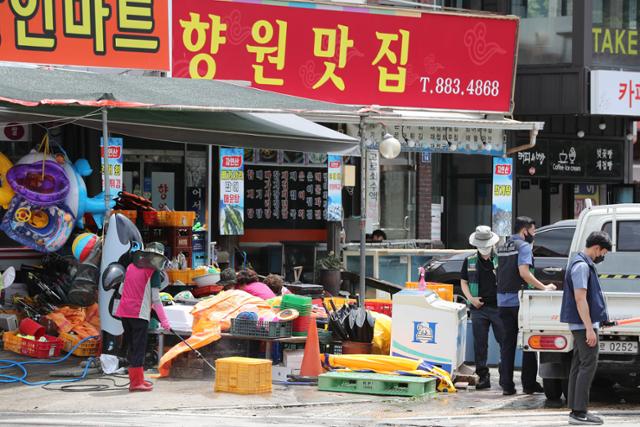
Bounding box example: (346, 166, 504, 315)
(0, 0, 169, 70)
(172, 0, 518, 113)
(366, 150, 380, 234)
(492, 157, 513, 237)
(100, 137, 123, 194)
(327, 155, 343, 222)
(151, 172, 175, 210)
(219, 148, 244, 235)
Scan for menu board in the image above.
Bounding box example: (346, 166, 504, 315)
(245, 166, 328, 229)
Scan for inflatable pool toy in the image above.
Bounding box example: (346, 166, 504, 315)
(17, 150, 114, 229)
(99, 212, 143, 353)
(0, 196, 74, 252)
(72, 232, 100, 263)
(0, 152, 15, 209)
(7, 161, 69, 205)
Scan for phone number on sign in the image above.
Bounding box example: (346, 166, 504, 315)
(419, 77, 501, 97)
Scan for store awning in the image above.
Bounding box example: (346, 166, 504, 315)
(0, 66, 359, 153)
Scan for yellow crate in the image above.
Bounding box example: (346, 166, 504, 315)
(405, 282, 454, 302)
(60, 332, 102, 357)
(2, 330, 21, 354)
(214, 357, 272, 394)
(113, 210, 137, 222)
(158, 211, 196, 227)
(324, 297, 356, 310)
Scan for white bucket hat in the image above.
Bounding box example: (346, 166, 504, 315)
(469, 225, 499, 248)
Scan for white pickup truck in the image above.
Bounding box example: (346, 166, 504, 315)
(519, 204, 640, 401)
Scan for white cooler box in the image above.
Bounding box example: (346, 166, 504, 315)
(163, 304, 194, 332)
(391, 289, 467, 375)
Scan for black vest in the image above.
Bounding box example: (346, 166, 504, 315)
(497, 237, 533, 294)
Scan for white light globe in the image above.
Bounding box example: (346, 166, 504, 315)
(379, 133, 401, 159)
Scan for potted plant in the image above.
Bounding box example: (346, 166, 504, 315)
(316, 251, 342, 296)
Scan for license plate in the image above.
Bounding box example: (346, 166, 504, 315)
(599, 340, 638, 354)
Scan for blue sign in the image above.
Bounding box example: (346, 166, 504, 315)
(412, 321, 437, 344)
(100, 137, 123, 193)
(326, 154, 343, 222)
(219, 148, 244, 235)
(492, 157, 513, 237)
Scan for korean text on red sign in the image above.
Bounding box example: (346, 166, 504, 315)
(172, 0, 518, 113)
(0, 0, 169, 70)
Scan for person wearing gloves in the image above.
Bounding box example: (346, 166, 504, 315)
(460, 225, 504, 390)
(116, 242, 171, 392)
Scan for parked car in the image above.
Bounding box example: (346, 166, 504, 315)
(424, 219, 577, 293)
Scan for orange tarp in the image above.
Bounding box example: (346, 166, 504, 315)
(46, 304, 101, 338)
(157, 290, 272, 378)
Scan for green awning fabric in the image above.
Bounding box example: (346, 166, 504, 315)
(0, 66, 359, 153)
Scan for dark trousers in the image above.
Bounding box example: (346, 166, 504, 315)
(471, 305, 504, 377)
(122, 317, 149, 368)
(568, 329, 599, 413)
(499, 306, 538, 390)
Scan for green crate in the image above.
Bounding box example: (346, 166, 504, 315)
(318, 372, 436, 397)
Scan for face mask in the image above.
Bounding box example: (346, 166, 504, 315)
(478, 247, 492, 256)
(594, 255, 605, 264)
(524, 232, 534, 244)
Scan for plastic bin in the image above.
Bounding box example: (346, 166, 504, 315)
(20, 335, 63, 359)
(60, 332, 102, 357)
(158, 211, 196, 227)
(214, 357, 272, 394)
(2, 331, 22, 354)
(192, 285, 224, 298)
(230, 318, 292, 338)
(405, 282, 454, 302)
(365, 299, 393, 316)
(167, 269, 205, 285)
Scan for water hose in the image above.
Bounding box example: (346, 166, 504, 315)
(0, 335, 100, 386)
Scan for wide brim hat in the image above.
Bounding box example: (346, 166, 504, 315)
(469, 225, 499, 248)
(132, 242, 169, 271)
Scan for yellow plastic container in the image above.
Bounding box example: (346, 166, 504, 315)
(324, 297, 357, 310)
(60, 332, 102, 357)
(214, 357, 272, 394)
(157, 211, 196, 227)
(405, 282, 454, 302)
(2, 331, 21, 354)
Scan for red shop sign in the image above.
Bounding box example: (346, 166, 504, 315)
(172, 0, 518, 113)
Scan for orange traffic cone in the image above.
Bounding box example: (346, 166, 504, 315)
(299, 316, 323, 377)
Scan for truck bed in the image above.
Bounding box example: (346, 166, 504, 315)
(520, 290, 640, 351)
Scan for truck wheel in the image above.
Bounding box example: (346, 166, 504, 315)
(543, 378, 563, 401)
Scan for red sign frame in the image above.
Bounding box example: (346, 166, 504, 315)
(172, 0, 518, 113)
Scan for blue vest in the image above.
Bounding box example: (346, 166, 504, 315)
(497, 237, 532, 294)
(560, 253, 608, 325)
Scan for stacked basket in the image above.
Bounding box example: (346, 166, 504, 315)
(281, 294, 312, 336)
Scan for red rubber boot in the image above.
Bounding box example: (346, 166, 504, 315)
(128, 367, 153, 392)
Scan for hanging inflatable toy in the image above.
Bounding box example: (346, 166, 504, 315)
(0, 152, 15, 209)
(17, 150, 114, 229)
(99, 212, 143, 354)
(72, 232, 100, 263)
(6, 160, 69, 206)
(0, 196, 74, 252)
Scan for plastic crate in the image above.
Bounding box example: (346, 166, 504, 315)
(2, 331, 22, 354)
(158, 211, 196, 227)
(365, 299, 393, 316)
(142, 211, 159, 226)
(192, 285, 223, 298)
(318, 372, 436, 397)
(60, 332, 102, 357)
(167, 269, 204, 284)
(214, 357, 272, 394)
(405, 282, 454, 302)
(113, 210, 137, 222)
(230, 318, 292, 338)
(20, 335, 63, 359)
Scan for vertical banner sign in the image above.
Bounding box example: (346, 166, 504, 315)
(100, 137, 123, 194)
(327, 155, 343, 221)
(219, 148, 245, 235)
(492, 157, 513, 237)
(151, 172, 175, 210)
(366, 150, 380, 234)
(187, 187, 206, 226)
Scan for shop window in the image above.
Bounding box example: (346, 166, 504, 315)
(532, 226, 574, 257)
(512, 0, 573, 64)
(594, 0, 640, 29)
(603, 220, 640, 251)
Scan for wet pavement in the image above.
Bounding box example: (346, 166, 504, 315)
(1, 350, 639, 426)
